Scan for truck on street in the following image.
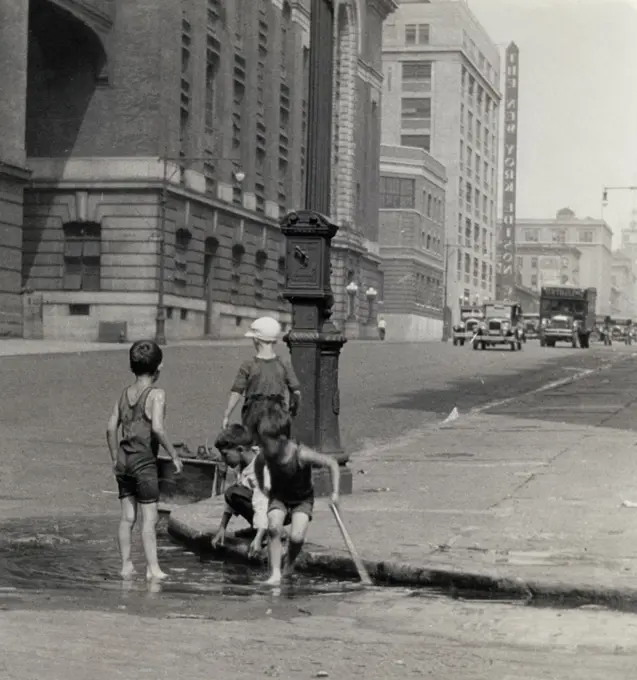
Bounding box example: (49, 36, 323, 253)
(539, 286, 596, 349)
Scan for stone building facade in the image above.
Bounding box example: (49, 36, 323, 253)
(381, 0, 501, 324)
(377, 144, 446, 340)
(514, 208, 613, 316)
(2, 0, 395, 341)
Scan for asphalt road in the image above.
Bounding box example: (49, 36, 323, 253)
(0, 339, 634, 520)
(2, 589, 637, 679)
(3, 340, 637, 679)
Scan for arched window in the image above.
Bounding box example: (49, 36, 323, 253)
(63, 222, 101, 291)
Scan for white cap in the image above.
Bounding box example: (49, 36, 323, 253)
(245, 316, 282, 343)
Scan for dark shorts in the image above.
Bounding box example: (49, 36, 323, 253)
(268, 496, 314, 522)
(115, 461, 159, 504)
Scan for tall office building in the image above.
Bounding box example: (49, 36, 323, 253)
(381, 0, 501, 323)
(0, 0, 395, 340)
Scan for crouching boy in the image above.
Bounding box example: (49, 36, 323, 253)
(254, 402, 340, 586)
(211, 424, 271, 558)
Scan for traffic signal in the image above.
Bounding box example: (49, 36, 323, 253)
(602, 189, 608, 205)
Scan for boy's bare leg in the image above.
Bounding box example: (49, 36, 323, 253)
(118, 496, 137, 578)
(284, 512, 310, 577)
(264, 509, 287, 586)
(140, 502, 167, 581)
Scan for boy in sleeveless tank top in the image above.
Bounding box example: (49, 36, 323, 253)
(106, 340, 183, 581)
(222, 317, 301, 441)
(254, 402, 340, 586)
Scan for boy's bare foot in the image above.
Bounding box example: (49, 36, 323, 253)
(146, 567, 168, 581)
(263, 572, 282, 586)
(120, 562, 136, 579)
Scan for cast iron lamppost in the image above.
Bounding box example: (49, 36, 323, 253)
(345, 280, 358, 320)
(155, 156, 245, 345)
(280, 0, 353, 495)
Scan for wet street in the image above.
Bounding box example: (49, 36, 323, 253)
(2, 340, 637, 678)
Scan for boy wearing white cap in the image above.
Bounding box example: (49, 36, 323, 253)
(222, 316, 301, 440)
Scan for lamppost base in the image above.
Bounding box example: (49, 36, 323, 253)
(312, 465, 353, 498)
(155, 320, 167, 346)
(344, 318, 360, 340)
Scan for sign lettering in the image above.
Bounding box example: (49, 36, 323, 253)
(496, 42, 520, 301)
(541, 287, 586, 300)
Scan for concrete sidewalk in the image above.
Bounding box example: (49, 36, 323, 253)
(169, 411, 637, 605)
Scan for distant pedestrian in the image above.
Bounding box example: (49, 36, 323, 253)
(377, 316, 387, 340)
(106, 340, 183, 581)
(211, 424, 271, 558)
(254, 402, 340, 586)
(222, 316, 302, 441)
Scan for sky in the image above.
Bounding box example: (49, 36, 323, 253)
(467, 0, 637, 246)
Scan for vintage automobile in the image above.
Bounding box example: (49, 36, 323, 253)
(611, 318, 632, 345)
(521, 312, 540, 341)
(452, 306, 484, 346)
(472, 301, 524, 351)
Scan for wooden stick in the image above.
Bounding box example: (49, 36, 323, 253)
(329, 503, 373, 586)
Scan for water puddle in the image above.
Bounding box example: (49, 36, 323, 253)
(0, 515, 363, 620)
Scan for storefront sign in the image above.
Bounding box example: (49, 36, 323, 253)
(497, 43, 520, 301)
(542, 286, 586, 300)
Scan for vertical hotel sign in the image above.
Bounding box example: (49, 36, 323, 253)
(498, 42, 519, 300)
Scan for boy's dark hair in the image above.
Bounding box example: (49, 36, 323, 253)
(129, 340, 163, 376)
(256, 402, 291, 441)
(214, 424, 253, 452)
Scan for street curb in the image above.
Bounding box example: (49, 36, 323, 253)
(167, 509, 637, 609)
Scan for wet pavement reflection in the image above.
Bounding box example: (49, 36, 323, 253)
(0, 514, 366, 620)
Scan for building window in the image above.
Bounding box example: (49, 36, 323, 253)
(63, 222, 101, 291)
(204, 150, 215, 195)
(69, 303, 90, 316)
(174, 228, 191, 293)
(401, 97, 431, 129)
(401, 134, 430, 151)
(580, 230, 593, 243)
(379, 176, 415, 209)
(531, 274, 538, 287)
(204, 55, 219, 134)
(457, 250, 462, 274)
(552, 229, 566, 243)
(525, 230, 539, 243)
(232, 53, 246, 151)
(180, 16, 193, 159)
(531, 256, 538, 268)
(426, 234, 431, 249)
(417, 24, 430, 44)
(405, 24, 416, 44)
(402, 62, 432, 92)
(464, 252, 471, 273)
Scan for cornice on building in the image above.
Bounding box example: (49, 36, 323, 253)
(357, 57, 384, 92)
(367, 0, 399, 21)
